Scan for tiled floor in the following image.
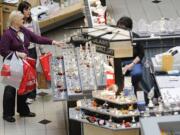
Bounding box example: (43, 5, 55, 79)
(0, 87, 67, 135)
(0, 19, 84, 135)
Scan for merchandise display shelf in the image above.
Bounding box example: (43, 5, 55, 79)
(92, 53, 107, 87)
(141, 106, 180, 118)
(133, 34, 180, 41)
(69, 108, 140, 131)
(75, 47, 97, 91)
(51, 56, 67, 101)
(69, 88, 140, 132)
(51, 45, 107, 101)
(39, 1, 83, 29)
(62, 47, 82, 96)
(80, 104, 139, 118)
(149, 69, 180, 116)
(92, 90, 137, 105)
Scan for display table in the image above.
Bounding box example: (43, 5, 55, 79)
(140, 115, 180, 135)
(83, 124, 139, 135)
(69, 88, 140, 135)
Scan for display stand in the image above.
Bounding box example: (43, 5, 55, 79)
(83, 124, 139, 135)
(51, 46, 107, 101)
(140, 115, 180, 135)
(69, 89, 140, 135)
(51, 44, 108, 135)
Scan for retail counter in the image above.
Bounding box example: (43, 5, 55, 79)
(140, 115, 180, 135)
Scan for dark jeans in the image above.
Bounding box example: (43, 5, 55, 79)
(122, 60, 143, 93)
(3, 85, 30, 117)
(28, 47, 37, 99)
(114, 58, 143, 95)
(100, 0, 106, 6)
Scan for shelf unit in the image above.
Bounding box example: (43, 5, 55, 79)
(69, 89, 140, 132)
(2, 0, 83, 33)
(51, 45, 107, 101)
(69, 108, 140, 131)
(2, 3, 17, 30)
(39, 1, 83, 29)
(51, 56, 67, 101)
(92, 90, 137, 105)
(79, 102, 140, 118)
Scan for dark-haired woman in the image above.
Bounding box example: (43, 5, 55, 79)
(18, 1, 44, 103)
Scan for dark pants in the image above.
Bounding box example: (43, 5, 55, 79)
(28, 47, 37, 99)
(3, 85, 30, 117)
(114, 58, 123, 90)
(122, 60, 143, 93)
(114, 58, 143, 95)
(100, 0, 106, 6)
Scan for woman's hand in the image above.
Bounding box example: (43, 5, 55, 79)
(16, 51, 27, 59)
(52, 40, 64, 47)
(122, 63, 134, 75)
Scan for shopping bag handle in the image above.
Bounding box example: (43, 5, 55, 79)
(3, 52, 14, 61)
(4, 52, 22, 60)
(4, 52, 14, 59)
(22, 59, 32, 67)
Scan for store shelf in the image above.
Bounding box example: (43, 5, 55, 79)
(80, 105, 140, 119)
(51, 45, 108, 101)
(69, 108, 140, 131)
(62, 47, 83, 96)
(38, 2, 83, 29)
(51, 57, 67, 101)
(75, 47, 97, 91)
(2, 1, 83, 32)
(92, 91, 137, 105)
(133, 34, 180, 41)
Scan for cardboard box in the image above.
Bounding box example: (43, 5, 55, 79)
(110, 41, 133, 58)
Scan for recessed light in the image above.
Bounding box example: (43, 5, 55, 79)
(152, 0, 161, 3)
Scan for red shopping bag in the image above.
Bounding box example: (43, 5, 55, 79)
(26, 57, 36, 68)
(39, 52, 52, 81)
(105, 71, 115, 89)
(18, 60, 37, 95)
(0, 64, 11, 76)
(0, 53, 12, 76)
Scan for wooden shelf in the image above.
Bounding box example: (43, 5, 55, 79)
(2, 1, 83, 32)
(38, 2, 83, 29)
(2, 3, 17, 30)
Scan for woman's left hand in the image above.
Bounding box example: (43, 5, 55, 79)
(122, 63, 134, 75)
(52, 40, 64, 47)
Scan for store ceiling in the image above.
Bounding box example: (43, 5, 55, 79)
(107, 0, 180, 23)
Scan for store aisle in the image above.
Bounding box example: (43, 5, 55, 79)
(0, 19, 84, 135)
(0, 86, 67, 135)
